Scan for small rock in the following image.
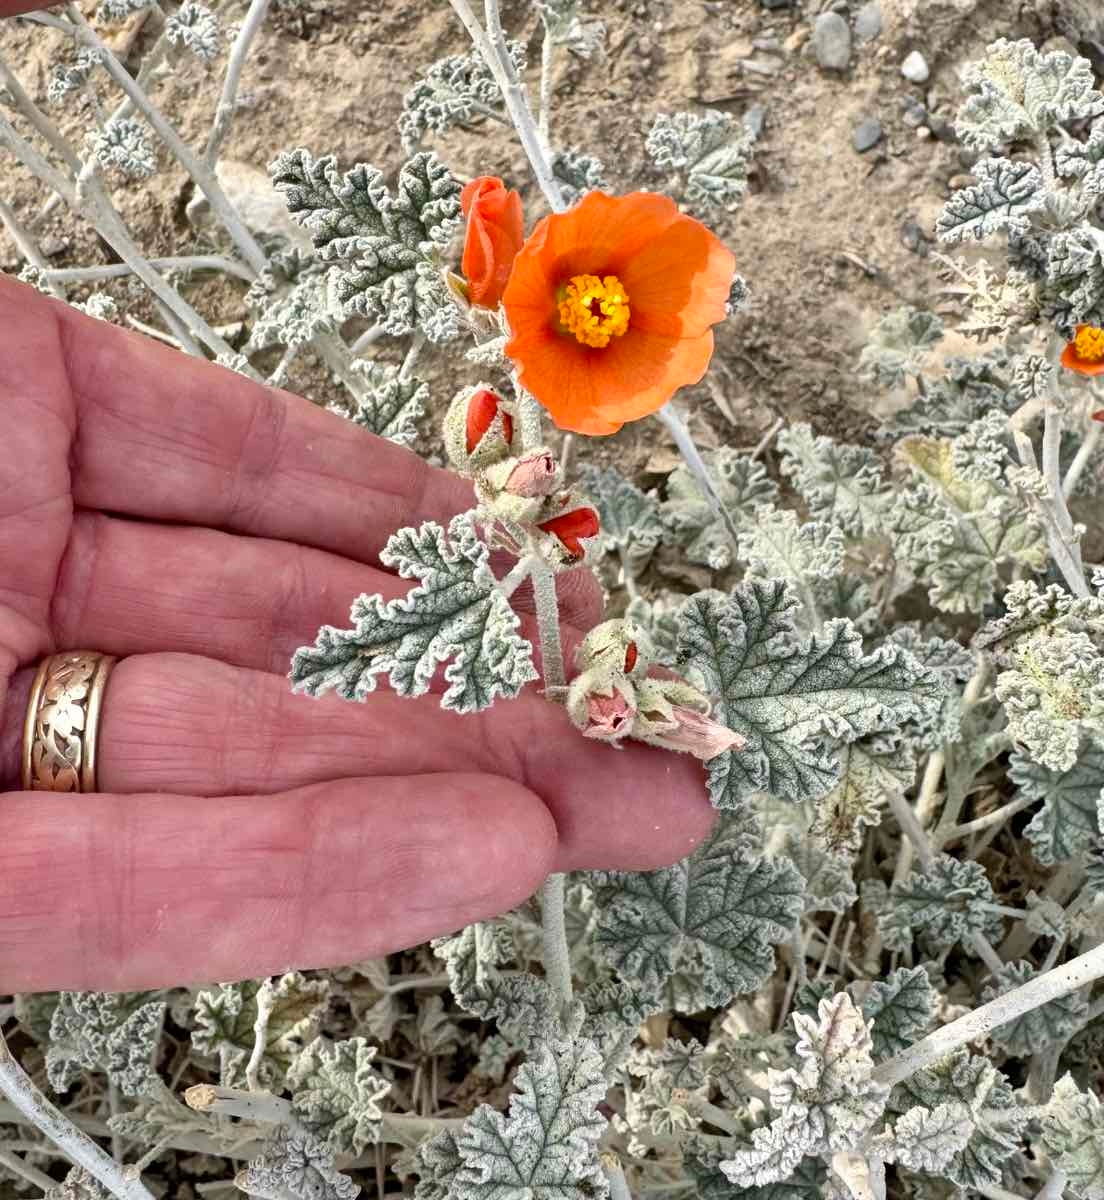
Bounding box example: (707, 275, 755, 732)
(743, 104, 767, 140)
(852, 117, 883, 153)
(948, 172, 975, 191)
(759, 0, 792, 9)
(901, 49, 930, 83)
(853, 1, 882, 41)
(204, 160, 312, 248)
(812, 12, 851, 71)
(901, 219, 931, 256)
(902, 96, 928, 127)
(39, 236, 67, 258)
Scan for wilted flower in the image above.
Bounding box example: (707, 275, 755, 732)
(503, 450, 558, 497)
(1061, 325, 1104, 376)
(461, 176, 525, 309)
(501, 191, 735, 435)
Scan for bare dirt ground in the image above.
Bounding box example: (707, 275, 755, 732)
(3, 0, 1103, 475)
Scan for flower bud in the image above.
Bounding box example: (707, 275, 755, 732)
(535, 495, 601, 568)
(503, 450, 559, 498)
(577, 618, 653, 679)
(475, 450, 560, 526)
(631, 677, 746, 761)
(444, 384, 516, 474)
(566, 667, 636, 744)
(461, 176, 525, 310)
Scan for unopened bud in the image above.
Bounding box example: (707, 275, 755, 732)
(444, 384, 516, 474)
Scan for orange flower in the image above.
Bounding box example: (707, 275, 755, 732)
(501, 191, 736, 435)
(460, 176, 525, 309)
(1061, 325, 1104, 376)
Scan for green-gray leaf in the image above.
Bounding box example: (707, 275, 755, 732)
(290, 513, 536, 713)
(1011, 737, 1104, 864)
(589, 820, 804, 1011)
(937, 159, 1045, 244)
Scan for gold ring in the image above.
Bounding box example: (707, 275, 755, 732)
(21, 651, 117, 792)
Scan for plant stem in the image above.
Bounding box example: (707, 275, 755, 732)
(1063, 397, 1102, 495)
(0, 1146, 57, 1192)
(0, 197, 67, 298)
(540, 873, 574, 1011)
(872, 940, 1104, 1088)
(65, 4, 267, 276)
(530, 559, 566, 693)
(184, 1084, 292, 1125)
(205, 0, 273, 166)
(537, 26, 555, 147)
(602, 1158, 634, 1200)
(941, 793, 1039, 845)
(446, 0, 565, 212)
(655, 403, 740, 550)
(398, 331, 425, 382)
(497, 555, 534, 600)
(0, 1030, 156, 1200)
(45, 255, 256, 283)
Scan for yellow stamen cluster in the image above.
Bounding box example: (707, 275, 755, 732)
(1074, 325, 1104, 363)
(558, 274, 631, 348)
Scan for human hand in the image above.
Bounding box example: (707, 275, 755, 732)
(0, 277, 714, 993)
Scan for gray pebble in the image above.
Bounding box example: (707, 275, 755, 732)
(759, 0, 792, 8)
(901, 50, 930, 83)
(902, 96, 928, 127)
(743, 104, 766, 139)
(813, 11, 851, 70)
(854, 1, 882, 41)
(853, 117, 883, 153)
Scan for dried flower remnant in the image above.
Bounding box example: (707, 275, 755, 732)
(1061, 325, 1104, 377)
(502, 191, 735, 434)
(460, 175, 525, 308)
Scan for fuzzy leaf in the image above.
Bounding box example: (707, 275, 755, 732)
(875, 856, 1000, 953)
(786, 835, 856, 915)
(1010, 737, 1104, 863)
(191, 973, 330, 1087)
(415, 1130, 465, 1200)
(1044, 228, 1104, 335)
(686, 1154, 827, 1200)
(287, 1037, 391, 1156)
(981, 960, 1089, 1054)
(777, 424, 889, 538)
(589, 820, 803, 1011)
(164, 2, 220, 62)
(737, 506, 844, 592)
(552, 148, 607, 205)
(579, 464, 664, 569)
(646, 111, 752, 211)
(858, 308, 943, 390)
(238, 1124, 359, 1200)
(886, 1049, 1028, 1191)
(677, 581, 939, 806)
(291, 513, 536, 713)
(248, 273, 340, 353)
(937, 159, 1045, 244)
(663, 448, 779, 571)
(398, 44, 523, 152)
(860, 967, 936, 1060)
(810, 737, 914, 857)
(347, 362, 427, 447)
(271, 149, 461, 341)
(722, 996, 886, 1187)
(45, 992, 164, 1098)
(88, 117, 156, 180)
(956, 38, 1104, 151)
(1042, 1074, 1104, 1200)
(451, 1038, 608, 1200)
(870, 1103, 973, 1173)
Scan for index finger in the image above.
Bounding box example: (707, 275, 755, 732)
(2, 277, 473, 566)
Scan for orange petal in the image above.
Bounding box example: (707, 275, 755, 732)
(461, 177, 525, 309)
(587, 328, 717, 424)
(618, 217, 735, 338)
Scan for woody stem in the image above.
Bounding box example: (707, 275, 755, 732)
(656, 403, 740, 551)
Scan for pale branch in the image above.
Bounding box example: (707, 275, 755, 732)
(44, 255, 256, 283)
(873, 940, 1104, 1088)
(0, 1030, 157, 1200)
(205, 0, 273, 167)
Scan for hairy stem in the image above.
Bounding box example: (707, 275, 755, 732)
(873, 941, 1104, 1088)
(540, 873, 574, 1010)
(602, 1158, 635, 1200)
(530, 559, 566, 694)
(0, 1030, 156, 1200)
(446, 0, 564, 211)
(0, 197, 66, 298)
(537, 26, 555, 147)
(205, 0, 273, 166)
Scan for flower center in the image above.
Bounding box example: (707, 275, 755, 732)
(1075, 325, 1104, 363)
(558, 274, 630, 348)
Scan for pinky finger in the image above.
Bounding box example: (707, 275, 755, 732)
(0, 773, 558, 992)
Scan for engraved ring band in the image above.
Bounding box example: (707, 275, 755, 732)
(20, 651, 117, 793)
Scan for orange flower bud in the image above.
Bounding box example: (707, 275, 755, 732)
(466, 386, 514, 454)
(1094, 411, 1104, 423)
(461, 176, 525, 310)
(537, 505, 600, 562)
